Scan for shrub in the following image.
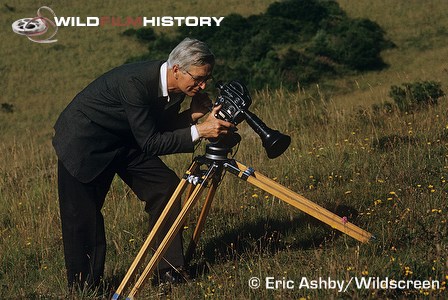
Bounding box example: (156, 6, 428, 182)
(1, 103, 14, 113)
(122, 27, 156, 42)
(309, 18, 395, 70)
(125, 0, 393, 90)
(389, 81, 445, 112)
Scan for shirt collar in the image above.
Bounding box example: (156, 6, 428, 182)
(159, 62, 169, 101)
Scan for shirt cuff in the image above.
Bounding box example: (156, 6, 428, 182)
(191, 125, 200, 142)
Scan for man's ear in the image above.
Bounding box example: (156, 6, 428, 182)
(172, 64, 180, 79)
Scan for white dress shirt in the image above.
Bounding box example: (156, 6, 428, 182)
(159, 62, 200, 142)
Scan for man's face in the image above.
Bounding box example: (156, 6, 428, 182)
(177, 64, 213, 97)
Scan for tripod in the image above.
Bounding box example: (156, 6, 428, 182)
(113, 140, 373, 299)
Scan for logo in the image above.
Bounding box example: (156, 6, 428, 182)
(51, 16, 224, 27)
(11, 6, 225, 44)
(11, 6, 58, 43)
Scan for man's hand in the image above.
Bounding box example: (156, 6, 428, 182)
(196, 105, 235, 139)
(190, 93, 212, 123)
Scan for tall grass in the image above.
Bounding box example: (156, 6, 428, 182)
(1, 0, 447, 299)
(1, 85, 446, 298)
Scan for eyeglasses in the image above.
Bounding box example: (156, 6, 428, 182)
(183, 70, 213, 86)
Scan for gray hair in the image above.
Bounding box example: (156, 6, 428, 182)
(167, 37, 215, 70)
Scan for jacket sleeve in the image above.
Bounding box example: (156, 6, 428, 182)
(119, 76, 194, 156)
(161, 103, 192, 131)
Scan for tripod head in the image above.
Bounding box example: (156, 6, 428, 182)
(205, 132, 241, 160)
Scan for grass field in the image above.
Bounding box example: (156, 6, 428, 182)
(0, 0, 447, 299)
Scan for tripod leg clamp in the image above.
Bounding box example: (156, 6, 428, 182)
(242, 167, 255, 181)
(183, 174, 202, 185)
(223, 162, 255, 181)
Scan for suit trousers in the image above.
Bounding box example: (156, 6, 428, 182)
(57, 149, 185, 288)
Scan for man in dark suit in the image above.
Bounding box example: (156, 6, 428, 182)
(53, 37, 233, 290)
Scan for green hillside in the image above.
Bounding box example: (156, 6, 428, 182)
(0, 0, 447, 298)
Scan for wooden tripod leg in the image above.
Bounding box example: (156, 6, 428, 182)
(234, 161, 373, 243)
(112, 161, 199, 300)
(182, 181, 195, 226)
(185, 177, 219, 263)
(184, 181, 195, 202)
(126, 164, 219, 299)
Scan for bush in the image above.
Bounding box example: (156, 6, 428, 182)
(309, 18, 395, 70)
(125, 0, 393, 90)
(122, 28, 156, 42)
(389, 81, 445, 112)
(1, 103, 14, 113)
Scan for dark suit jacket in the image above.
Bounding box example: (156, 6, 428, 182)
(53, 60, 194, 183)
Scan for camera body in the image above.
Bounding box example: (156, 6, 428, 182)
(214, 80, 252, 125)
(212, 80, 291, 159)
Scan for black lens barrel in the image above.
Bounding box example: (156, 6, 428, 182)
(244, 111, 291, 159)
